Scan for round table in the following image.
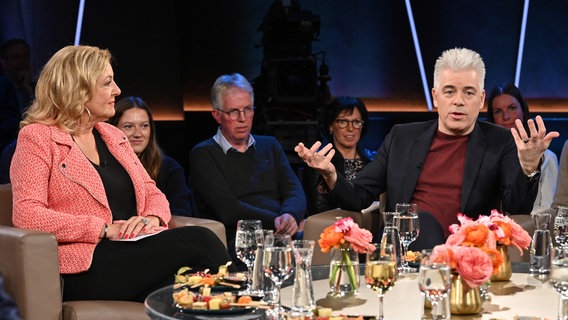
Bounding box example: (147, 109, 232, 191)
(144, 284, 266, 320)
(280, 271, 558, 319)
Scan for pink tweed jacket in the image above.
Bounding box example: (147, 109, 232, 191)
(10, 122, 171, 274)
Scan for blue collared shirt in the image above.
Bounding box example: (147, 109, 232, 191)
(213, 127, 256, 154)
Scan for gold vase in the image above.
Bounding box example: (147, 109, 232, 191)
(490, 245, 512, 281)
(449, 273, 482, 315)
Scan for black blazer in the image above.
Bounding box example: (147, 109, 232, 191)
(329, 119, 539, 219)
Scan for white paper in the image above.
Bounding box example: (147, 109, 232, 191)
(110, 229, 165, 242)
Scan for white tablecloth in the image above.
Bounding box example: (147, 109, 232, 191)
(281, 273, 558, 319)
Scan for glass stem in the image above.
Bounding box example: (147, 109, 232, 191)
(401, 244, 409, 268)
(276, 284, 282, 314)
(247, 265, 254, 292)
(377, 294, 384, 320)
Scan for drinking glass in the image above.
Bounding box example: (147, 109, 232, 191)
(291, 240, 315, 317)
(555, 207, 568, 247)
(549, 246, 568, 319)
(418, 250, 452, 320)
(234, 219, 263, 295)
(252, 229, 274, 298)
(381, 212, 402, 269)
(394, 203, 420, 273)
(365, 243, 398, 320)
(530, 211, 553, 275)
(263, 234, 294, 318)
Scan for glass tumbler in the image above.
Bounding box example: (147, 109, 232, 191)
(530, 211, 553, 275)
(291, 240, 315, 317)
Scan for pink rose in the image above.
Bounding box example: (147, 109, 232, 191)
(334, 217, 355, 233)
(509, 222, 532, 254)
(453, 246, 493, 288)
(344, 224, 375, 253)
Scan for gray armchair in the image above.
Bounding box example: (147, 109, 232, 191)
(0, 183, 227, 320)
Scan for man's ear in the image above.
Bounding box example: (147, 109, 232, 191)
(212, 109, 222, 124)
(431, 88, 438, 109)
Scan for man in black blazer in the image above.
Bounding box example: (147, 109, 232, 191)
(295, 48, 559, 248)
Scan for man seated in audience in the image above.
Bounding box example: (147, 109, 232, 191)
(553, 140, 568, 208)
(295, 48, 559, 249)
(189, 73, 306, 263)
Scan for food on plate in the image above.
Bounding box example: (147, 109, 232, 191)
(174, 262, 241, 289)
(237, 295, 253, 304)
(403, 250, 422, 263)
(172, 289, 266, 311)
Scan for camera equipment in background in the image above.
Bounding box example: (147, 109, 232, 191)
(252, 1, 331, 167)
(253, 0, 331, 125)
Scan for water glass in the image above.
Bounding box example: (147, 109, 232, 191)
(418, 249, 452, 320)
(235, 219, 264, 295)
(291, 240, 315, 317)
(555, 206, 568, 247)
(252, 230, 274, 298)
(263, 234, 294, 318)
(381, 212, 402, 269)
(530, 212, 553, 275)
(394, 203, 420, 273)
(550, 247, 568, 319)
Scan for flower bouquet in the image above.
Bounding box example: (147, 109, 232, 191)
(318, 217, 375, 295)
(429, 210, 532, 314)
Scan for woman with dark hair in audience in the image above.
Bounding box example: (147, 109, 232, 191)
(305, 96, 374, 214)
(487, 82, 558, 211)
(108, 96, 192, 217)
(10, 45, 233, 302)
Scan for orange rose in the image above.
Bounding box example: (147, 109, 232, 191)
(492, 220, 513, 246)
(318, 225, 344, 252)
(462, 224, 490, 247)
(480, 246, 504, 275)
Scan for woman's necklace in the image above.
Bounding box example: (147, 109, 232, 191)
(71, 133, 102, 166)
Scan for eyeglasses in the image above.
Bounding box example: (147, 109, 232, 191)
(336, 119, 364, 129)
(217, 106, 255, 120)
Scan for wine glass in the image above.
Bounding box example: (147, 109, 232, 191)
(394, 203, 420, 273)
(234, 219, 263, 295)
(550, 246, 568, 319)
(263, 234, 294, 318)
(365, 243, 398, 320)
(555, 206, 568, 247)
(418, 249, 452, 320)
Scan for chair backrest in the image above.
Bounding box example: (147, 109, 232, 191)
(0, 183, 13, 227)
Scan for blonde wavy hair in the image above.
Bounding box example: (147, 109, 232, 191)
(21, 45, 112, 133)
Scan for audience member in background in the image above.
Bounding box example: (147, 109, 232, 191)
(0, 139, 15, 184)
(295, 48, 558, 250)
(304, 96, 374, 215)
(108, 96, 193, 217)
(10, 45, 233, 302)
(189, 73, 306, 265)
(487, 82, 558, 211)
(553, 140, 568, 208)
(0, 38, 34, 111)
(0, 74, 19, 154)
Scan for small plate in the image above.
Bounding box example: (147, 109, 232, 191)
(175, 304, 254, 315)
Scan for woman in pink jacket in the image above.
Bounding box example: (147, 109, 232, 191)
(10, 45, 233, 302)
